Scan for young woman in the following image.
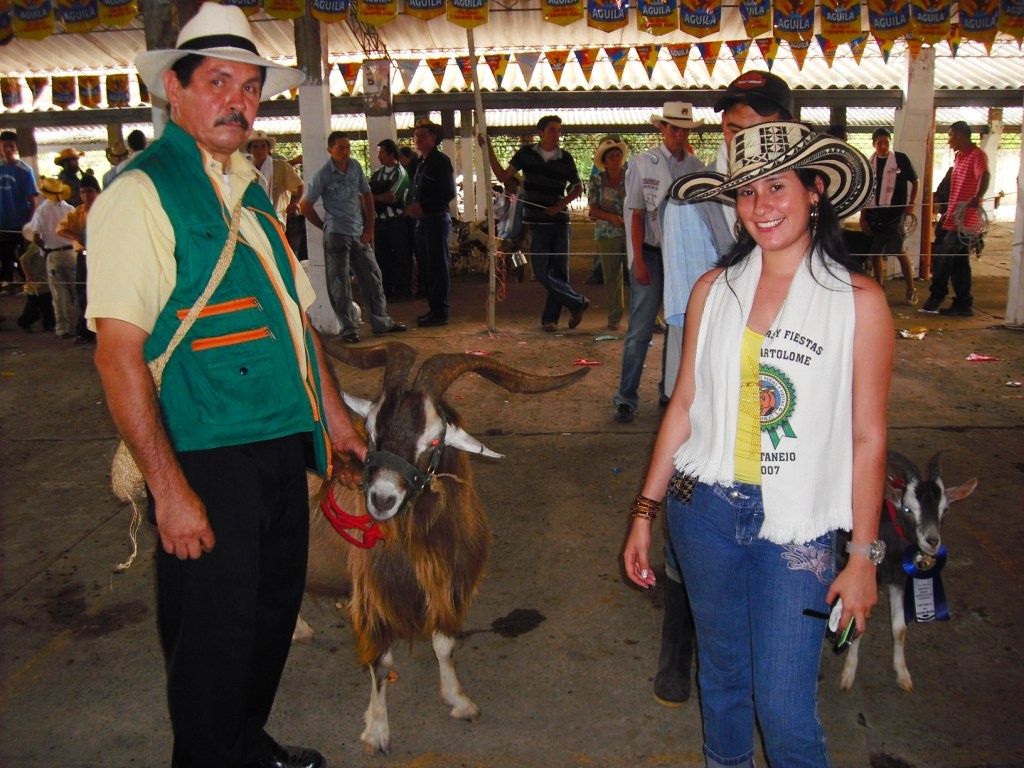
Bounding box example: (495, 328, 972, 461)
(622, 122, 894, 768)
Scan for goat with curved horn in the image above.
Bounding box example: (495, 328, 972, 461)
(303, 341, 590, 754)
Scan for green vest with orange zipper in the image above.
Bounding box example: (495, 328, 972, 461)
(139, 121, 331, 474)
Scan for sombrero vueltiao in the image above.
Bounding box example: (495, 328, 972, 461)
(669, 122, 872, 220)
(135, 2, 304, 102)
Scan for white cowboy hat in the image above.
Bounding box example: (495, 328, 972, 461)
(593, 135, 629, 172)
(649, 101, 703, 130)
(669, 121, 872, 220)
(135, 2, 304, 102)
(246, 130, 277, 151)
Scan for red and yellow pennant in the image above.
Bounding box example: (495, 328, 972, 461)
(588, 0, 628, 33)
(958, 0, 999, 46)
(221, 0, 261, 16)
(665, 44, 691, 79)
(337, 61, 360, 93)
(910, 0, 951, 45)
(638, 0, 677, 36)
(97, 0, 137, 27)
(545, 49, 571, 85)
(738, 0, 771, 38)
(12, 0, 55, 40)
(773, 0, 814, 42)
(820, 0, 862, 44)
(999, 0, 1024, 43)
(726, 39, 751, 70)
(574, 48, 602, 82)
(755, 36, 779, 69)
(357, 0, 397, 26)
(1, 78, 22, 108)
(815, 34, 840, 67)
(789, 38, 812, 69)
(680, 0, 721, 38)
(634, 44, 661, 79)
(264, 0, 305, 20)
(105, 73, 130, 106)
(78, 74, 101, 106)
(405, 0, 443, 19)
(604, 46, 629, 80)
(484, 54, 510, 88)
(848, 35, 867, 63)
(57, 0, 98, 33)
(426, 57, 447, 89)
(868, 0, 910, 41)
(52, 75, 75, 108)
(447, 0, 488, 30)
(311, 0, 349, 24)
(696, 40, 721, 76)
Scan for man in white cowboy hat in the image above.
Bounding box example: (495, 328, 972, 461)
(86, 4, 365, 767)
(247, 129, 303, 225)
(612, 101, 704, 425)
(54, 146, 84, 206)
(648, 70, 796, 714)
(27, 176, 76, 338)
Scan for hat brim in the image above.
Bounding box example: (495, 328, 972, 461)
(649, 115, 703, 129)
(135, 47, 305, 102)
(669, 134, 871, 220)
(40, 183, 72, 201)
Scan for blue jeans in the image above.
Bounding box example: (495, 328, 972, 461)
(668, 481, 833, 768)
(324, 232, 394, 334)
(613, 246, 664, 412)
(529, 221, 586, 325)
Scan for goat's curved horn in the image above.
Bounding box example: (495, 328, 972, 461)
(413, 354, 590, 399)
(926, 450, 949, 482)
(886, 451, 921, 484)
(322, 340, 418, 392)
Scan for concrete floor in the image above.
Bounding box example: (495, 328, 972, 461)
(1, 226, 1022, 767)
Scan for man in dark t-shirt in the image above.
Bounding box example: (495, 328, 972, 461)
(860, 127, 919, 303)
(482, 116, 589, 332)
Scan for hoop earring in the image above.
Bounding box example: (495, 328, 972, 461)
(809, 202, 819, 237)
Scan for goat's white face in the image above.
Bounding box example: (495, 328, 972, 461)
(899, 477, 947, 557)
(343, 391, 503, 522)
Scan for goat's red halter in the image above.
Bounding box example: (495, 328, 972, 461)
(320, 483, 383, 549)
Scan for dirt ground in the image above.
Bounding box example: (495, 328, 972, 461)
(1, 222, 1022, 767)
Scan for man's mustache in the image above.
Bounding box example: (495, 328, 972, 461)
(214, 111, 250, 131)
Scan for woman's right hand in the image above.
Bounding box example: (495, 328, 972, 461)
(623, 518, 657, 588)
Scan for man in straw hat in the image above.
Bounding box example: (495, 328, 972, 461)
(247, 129, 303, 225)
(625, 120, 888, 768)
(86, 4, 365, 766)
(101, 137, 130, 188)
(54, 146, 84, 206)
(27, 176, 76, 338)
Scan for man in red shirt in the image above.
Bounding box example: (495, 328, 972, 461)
(921, 121, 989, 316)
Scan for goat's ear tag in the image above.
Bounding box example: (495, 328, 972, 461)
(445, 424, 504, 459)
(342, 393, 373, 417)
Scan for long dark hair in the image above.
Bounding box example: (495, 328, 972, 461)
(720, 168, 866, 282)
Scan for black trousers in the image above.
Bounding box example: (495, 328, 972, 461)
(928, 228, 973, 308)
(414, 213, 451, 319)
(157, 434, 310, 768)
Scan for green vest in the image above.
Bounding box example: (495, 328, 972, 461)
(139, 122, 330, 473)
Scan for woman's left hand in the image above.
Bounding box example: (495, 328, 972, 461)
(826, 556, 878, 637)
(622, 519, 657, 589)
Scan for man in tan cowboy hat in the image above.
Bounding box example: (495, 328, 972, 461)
(247, 129, 303, 225)
(86, 4, 364, 767)
(27, 177, 76, 337)
(101, 137, 129, 188)
(54, 147, 84, 206)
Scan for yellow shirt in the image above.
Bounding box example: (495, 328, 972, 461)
(86, 145, 315, 374)
(734, 326, 764, 485)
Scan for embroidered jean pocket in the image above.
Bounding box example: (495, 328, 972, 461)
(667, 472, 697, 505)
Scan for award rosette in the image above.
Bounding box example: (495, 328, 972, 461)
(759, 365, 797, 449)
(902, 544, 950, 623)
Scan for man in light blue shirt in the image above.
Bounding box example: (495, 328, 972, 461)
(301, 131, 405, 342)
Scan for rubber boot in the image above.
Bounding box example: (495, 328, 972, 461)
(653, 574, 695, 707)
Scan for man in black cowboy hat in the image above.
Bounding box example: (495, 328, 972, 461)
(86, 4, 365, 767)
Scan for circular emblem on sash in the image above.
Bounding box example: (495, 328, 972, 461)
(759, 365, 796, 431)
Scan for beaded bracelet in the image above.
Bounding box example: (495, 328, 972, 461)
(630, 493, 663, 520)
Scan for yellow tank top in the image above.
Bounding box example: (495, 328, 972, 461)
(734, 326, 764, 485)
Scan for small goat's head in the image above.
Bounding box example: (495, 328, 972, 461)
(886, 451, 978, 557)
(326, 342, 589, 522)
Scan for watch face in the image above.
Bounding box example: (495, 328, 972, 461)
(868, 540, 886, 564)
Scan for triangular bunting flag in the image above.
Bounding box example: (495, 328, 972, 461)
(396, 59, 421, 90)
(848, 35, 867, 64)
(604, 46, 629, 81)
(876, 36, 894, 63)
(634, 45, 661, 80)
(484, 54, 510, 88)
(426, 57, 447, 89)
(515, 51, 541, 86)
(545, 50, 571, 85)
(948, 23, 961, 56)
(905, 35, 923, 60)
(726, 39, 751, 70)
(27, 76, 48, 102)
(337, 62, 360, 93)
(454, 56, 475, 83)
(789, 39, 812, 69)
(815, 34, 840, 67)
(696, 41, 721, 77)
(1000, 0, 1024, 44)
(755, 37, 779, 69)
(666, 44, 691, 80)
(574, 48, 601, 82)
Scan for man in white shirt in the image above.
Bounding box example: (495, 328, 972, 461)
(27, 177, 76, 337)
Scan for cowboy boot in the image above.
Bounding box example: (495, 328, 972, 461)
(653, 574, 695, 707)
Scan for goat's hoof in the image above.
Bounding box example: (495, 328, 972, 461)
(451, 701, 481, 721)
(898, 677, 914, 693)
(360, 728, 390, 755)
(292, 615, 315, 642)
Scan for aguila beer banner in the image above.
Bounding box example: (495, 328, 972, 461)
(405, 0, 443, 19)
(773, 0, 814, 42)
(789, 37, 812, 68)
(637, 0, 677, 36)
(911, 0, 951, 44)
(680, 0, 720, 38)
(1000, 0, 1024, 42)
(0, 0, 12, 44)
(78, 74, 101, 106)
(57, 0, 98, 33)
(588, 0, 628, 33)
(958, 0, 999, 46)
(665, 44, 691, 79)
(543, 0, 583, 26)
(97, 0, 135, 26)
(12, 0, 54, 40)
(357, 0, 398, 26)
(222, 0, 260, 16)
(311, 0, 349, 24)
(51, 75, 75, 107)
(820, 0, 862, 43)
(1, 78, 22, 108)
(868, 0, 911, 40)
(105, 72, 130, 106)
(264, 0, 305, 19)
(426, 57, 447, 88)
(447, 0, 487, 30)
(738, 0, 771, 38)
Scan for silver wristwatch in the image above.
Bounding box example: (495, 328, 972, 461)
(846, 539, 886, 565)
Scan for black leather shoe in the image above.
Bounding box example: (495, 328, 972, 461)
(245, 742, 326, 768)
(417, 314, 448, 327)
(417, 311, 433, 323)
(375, 322, 407, 334)
(341, 331, 360, 343)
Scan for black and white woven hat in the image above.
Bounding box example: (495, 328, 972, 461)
(669, 121, 872, 220)
(136, 2, 304, 102)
